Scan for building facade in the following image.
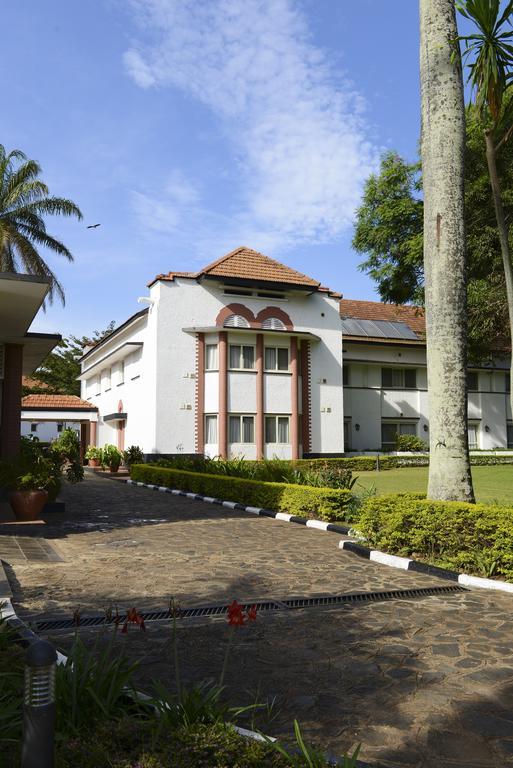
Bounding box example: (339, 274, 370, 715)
(80, 247, 512, 457)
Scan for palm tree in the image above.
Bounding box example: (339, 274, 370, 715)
(420, 0, 475, 501)
(0, 145, 82, 304)
(457, 0, 513, 421)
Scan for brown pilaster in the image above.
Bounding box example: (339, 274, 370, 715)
(218, 331, 228, 458)
(90, 420, 97, 447)
(256, 333, 264, 459)
(290, 336, 299, 460)
(0, 344, 23, 459)
(196, 333, 205, 454)
(301, 341, 311, 455)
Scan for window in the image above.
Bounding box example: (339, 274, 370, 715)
(205, 415, 218, 444)
(30, 423, 38, 433)
(506, 374, 510, 394)
(507, 424, 513, 449)
(381, 368, 416, 389)
(265, 347, 289, 371)
(229, 415, 254, 443)
(343, 365, 350, 386)
(468, 372, 479, 392)
(381, 421, 416, 450)
(468, 423, 479, 450)
(103, 367, 112, 391)
(265, 415, 290, 443)
(344, 419, 351, 450)
(224, 314, 250, 328)
(229, 345, 254, 370)
(205, 344, 218, 370)
(57, 423, 64, 433)
(261, 317, 286, 330)
(119, 360, 125, 385)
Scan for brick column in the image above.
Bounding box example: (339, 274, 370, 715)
(256, 334, 264, 459)
(0, 344, 23, 459)
(290, 337, 299, 460)
(301, 341, 311, 455)
(196, 333, 205, 454)
(218, 331, 228, 458)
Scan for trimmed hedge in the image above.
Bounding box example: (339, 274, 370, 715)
(357, 493, 513, 580)
(130, 465, 352, 522)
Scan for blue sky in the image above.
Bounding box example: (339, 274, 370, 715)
(4, 0, 423, 337)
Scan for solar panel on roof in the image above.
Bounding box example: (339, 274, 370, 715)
(341, 318, 419, 341)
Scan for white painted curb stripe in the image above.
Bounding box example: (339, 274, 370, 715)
(245, 506, 263, 514)
(306, 519, 329, 531)
(370, 551, 412, 570)
(158, 486, 168, 492)
(222, 501, 238, 509)
(458, 573, 513, 593)
(338, 540, 357, 549)
(275, 512, 292, 521)
(202, 496, 216, 503)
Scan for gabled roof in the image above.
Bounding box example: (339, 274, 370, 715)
(21, 394, 98, 411)
(149, 246, 340, 295)
(340, 299, 426, 341)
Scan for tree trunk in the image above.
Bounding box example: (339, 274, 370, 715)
(420, 0, 475, 501)
(484, 130, 513, 422)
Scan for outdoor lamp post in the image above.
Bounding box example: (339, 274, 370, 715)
(21, 639, 57, 768)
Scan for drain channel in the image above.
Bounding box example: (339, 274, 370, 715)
(31, 584, 465, 633)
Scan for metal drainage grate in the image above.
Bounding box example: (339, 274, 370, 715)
(32, 585, 465, 633)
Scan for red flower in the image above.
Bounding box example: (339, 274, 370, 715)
(227, 600, 246, 626)
(122, 607, 146, 633)
(246, 605, 257, 622)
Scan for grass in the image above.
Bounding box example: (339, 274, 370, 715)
(353, 465, 513, 505)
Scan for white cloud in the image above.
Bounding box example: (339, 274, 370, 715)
(124, 0, 377, 252)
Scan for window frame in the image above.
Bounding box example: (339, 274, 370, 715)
(228, 344, 255, 371)
(205, 414, 218, 445)
(467, 371, 479, 392)
(265, 415, 290, 444)
(381, 367, 417, 389)
(30, 423, 38, 433)
(228, 414, 255, 444)
(205, 344, 218, 371)
(467, 422, 479, 450)
(381, 421, 417, 451)
(264, 346, 290, 372)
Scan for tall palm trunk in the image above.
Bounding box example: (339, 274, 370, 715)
(484, 130, 513, 420)
(420, 0, 475, 501)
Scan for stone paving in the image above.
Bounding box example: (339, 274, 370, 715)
(3, 472, 513, 767)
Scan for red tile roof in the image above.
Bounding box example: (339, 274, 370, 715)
(21, 395, 98, 410)
(340, 299, 426, 339)
(149, 246, 340, 295)
(22, 376, 49, 389)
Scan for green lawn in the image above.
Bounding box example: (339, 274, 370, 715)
(353, 465, 513, 505)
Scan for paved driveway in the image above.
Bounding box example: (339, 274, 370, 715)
(3, 473, 513, 767)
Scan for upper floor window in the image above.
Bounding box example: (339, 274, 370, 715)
(229, 344, 255, 370)
(205, 344, 218, 370)
(224, 314, 250, 328)
(265, 346, 289, 372)
(343, 365, 350, 386)
(505, 373, 510, 394)
(381, 367, 416, 389)
(261, 317, 286, 331)
(102, 367, 112, 391)
(468, 372, 479, 392)
(119, 360, 125, 385)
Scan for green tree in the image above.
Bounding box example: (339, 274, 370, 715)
(0, 145, 82, 304)
(25, 323, 115, 396)
(457, 0, 513, 418)
(419, 0, 474, 502)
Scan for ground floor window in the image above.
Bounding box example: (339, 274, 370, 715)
(205, 415, 218, 444)
(265, 415, 290, 443)
(30, 423, 38, 433)
(468, 422, 479, 450)
(344, 419, 351, 450)
(57, 423, 64, 433)
(229, 414, 255, 443)
(507, 423, 513, 449)
(381, 421, 416, 451)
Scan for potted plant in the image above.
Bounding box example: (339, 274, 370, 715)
(102, 444, 123, 473)
(123, 445, 144, 475)
(85, 445, 102, 468)
(0, 453, 56, 521)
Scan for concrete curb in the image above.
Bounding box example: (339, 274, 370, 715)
(339, 541, 513, 595)
(127, 478, 354, 538)
(128, 479, 513, 596)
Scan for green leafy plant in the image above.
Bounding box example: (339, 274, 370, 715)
(395, 433, 428, 452)
(266, 719, 361, 767)
(51, 427, 84, 484)
(123, 445, 144, 471)
(85, 445, 102, 460)
(0, 609, 23, 746)
(101, 444, 123, 472)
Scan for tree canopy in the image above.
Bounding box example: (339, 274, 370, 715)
(352, 104, 513, 361)
(24, 323, 115, 397)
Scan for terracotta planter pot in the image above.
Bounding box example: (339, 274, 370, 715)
(9, 490, 48, 522)
(109, 465, 120, 473)
(88, 458, 100, 468)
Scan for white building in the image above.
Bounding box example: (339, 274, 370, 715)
(79, 247, 512, 458)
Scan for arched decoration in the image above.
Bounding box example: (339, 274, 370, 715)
(117, 400, 124, 413)
(256, 306, 293, 331)
(224, 314, 250, 328)
(216, 303, 256, 327)
(261, 316, 286, 331)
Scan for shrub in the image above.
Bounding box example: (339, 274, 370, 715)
(395, 434, 427, 452)
(123, 445, 144, 471)
(357, 493, 513, 580)
(101, 444, 123, 472)
(131, 465, 352, 522)
(85, 446, 102, 460)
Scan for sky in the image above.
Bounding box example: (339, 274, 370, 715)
(3, 0, 424, 338)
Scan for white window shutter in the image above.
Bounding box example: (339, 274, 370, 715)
(262, 317, 286, 331)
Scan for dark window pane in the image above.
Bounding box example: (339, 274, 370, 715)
(404, 369, 416, 388)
